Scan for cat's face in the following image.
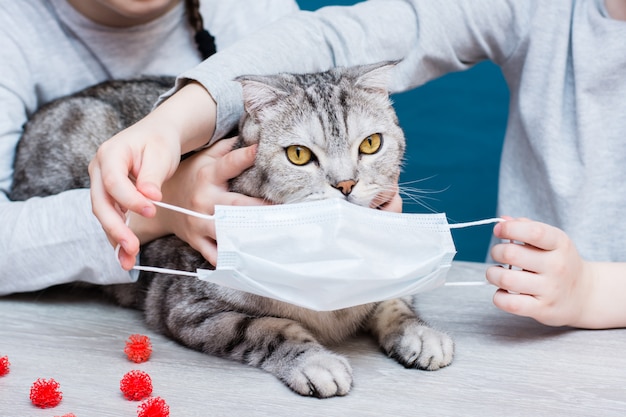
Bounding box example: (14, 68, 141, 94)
(232, 62, 405, 209)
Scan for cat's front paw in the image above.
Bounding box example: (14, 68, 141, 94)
(388, 323, 454, 371)
(283, 350, 353, 398)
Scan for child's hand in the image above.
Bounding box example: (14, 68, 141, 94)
(144, 138, 267, 266)
(485, 217, 592, 327)
(89, 118, 182, 268)
(88, 82, 218, 268)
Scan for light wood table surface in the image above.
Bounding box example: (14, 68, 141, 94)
(1, 261, 625, 416)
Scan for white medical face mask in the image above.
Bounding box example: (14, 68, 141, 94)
(133, 199, 501, 311)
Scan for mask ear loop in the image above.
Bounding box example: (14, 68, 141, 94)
(115, 201, 215, 277)
(150, 200, 215, 220)
(447, 217, 505, 229)
(444, 217, 506, 286)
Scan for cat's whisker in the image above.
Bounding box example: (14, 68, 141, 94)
(397, 175, 438, 187)
(398, 179, 449, 195)
(398, 187, 443, 213)
(400, 186, 447, 197)
(365, 182, 438, 212)
(394, 177, 449, 211)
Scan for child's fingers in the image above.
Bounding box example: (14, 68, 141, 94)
(134, 144, 180, 203)
(89, 162, 140, 251)
(494, 219, 563, 252)
(198, 242, 218, 267)
(117, 246, 140, 271)
(206, 137, 239, 157)
(486, 265, 543, 296)
(219, 191, 267, 207)
(90, 148, 155, 217)
(490, 239, 551, 274)
(492, 288, 542, 319)
(211, 144, 258, 183)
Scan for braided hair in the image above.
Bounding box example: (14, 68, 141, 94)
(184, 0, 216, 59)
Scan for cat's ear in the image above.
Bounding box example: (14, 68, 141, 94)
(352, 61, 398, 94)
(236, 76, 290, 119)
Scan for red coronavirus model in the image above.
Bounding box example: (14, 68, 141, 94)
(29, 378, 63, 408)
(124, 334, 153, 363)
(0, 356, 9, 376)
(120, 370, 153, 401)
(137, 396, 170, 417)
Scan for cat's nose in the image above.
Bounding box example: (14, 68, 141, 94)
(334, 180, 357, 196)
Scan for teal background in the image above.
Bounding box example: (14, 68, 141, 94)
(296, 1, 509, 261)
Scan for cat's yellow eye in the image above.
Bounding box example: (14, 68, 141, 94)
(359, 133, 382, 155)
(286, 145, 313, 165)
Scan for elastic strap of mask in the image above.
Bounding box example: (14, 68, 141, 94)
(443, 217, 506, 287)
(444, 281, 488, 286)
(151, 200, 215, 219)
(114, 201, 213, 276)
(114, 200, 212, 260)
(133, 265, 200, 277)
(448, 218, 505, 229)
(444, 218, 504, 285)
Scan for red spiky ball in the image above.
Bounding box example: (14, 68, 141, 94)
(137, 396, 170, 417)
(120, 370, 153, 401)
(55, 414, 77, 417)
(0, 355, 9, 376)
(124, 334, 152, 363)
(29, 378, 63, 408)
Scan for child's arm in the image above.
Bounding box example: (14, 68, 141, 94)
(486, 218, 626, 329)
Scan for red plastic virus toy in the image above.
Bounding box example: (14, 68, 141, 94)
(124, 334, 153, 363)
(137, 396, 170, 417)
(29, 378, 63, 408)
(120, 370, 153, 401)
(0, 355, 9, 376)
(54, 414, 77, 417)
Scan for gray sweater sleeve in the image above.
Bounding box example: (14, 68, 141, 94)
(0, 191, 132, 296)
(170, 0, 528, 142)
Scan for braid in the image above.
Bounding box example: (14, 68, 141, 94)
(184, 0, 216, 59)
(184, 0, 203, 32)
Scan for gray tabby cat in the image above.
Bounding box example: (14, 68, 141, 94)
(11, 63, 454, 398)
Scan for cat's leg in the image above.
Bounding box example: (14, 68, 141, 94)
(147, 288, 353, 398)
(367, 298, 454, 370)
(218, 314, 353, 398)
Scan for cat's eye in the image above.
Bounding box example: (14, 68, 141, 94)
(359, 133, 382, 155)
(286, 145, 313, 165)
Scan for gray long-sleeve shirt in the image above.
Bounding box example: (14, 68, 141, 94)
(0, 0, 298, 295)
(175, 0, 626, 262)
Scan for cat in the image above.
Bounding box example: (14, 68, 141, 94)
(10, 63, 454, 398)
(10, 77, 174, 200)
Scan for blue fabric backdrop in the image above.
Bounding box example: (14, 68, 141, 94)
(296, 1, 509, 261)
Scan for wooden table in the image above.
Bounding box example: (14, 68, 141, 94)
(1, 261, 625, 416)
